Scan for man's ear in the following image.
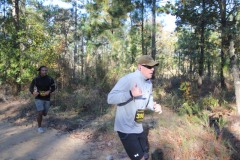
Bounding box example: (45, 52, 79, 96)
(137, 64, 141, 70)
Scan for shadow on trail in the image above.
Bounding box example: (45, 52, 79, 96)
(0, 101, 36, 125)
(151, 148, 164, 160)
(222, 117, 240, 160)
(0, 103, 17, 115)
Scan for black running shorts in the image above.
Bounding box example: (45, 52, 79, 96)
(117, 131, 149, 160)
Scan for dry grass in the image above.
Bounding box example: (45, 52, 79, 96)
(147, 107, 231, 160)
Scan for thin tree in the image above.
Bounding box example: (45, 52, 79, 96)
(198, 0, 206, 88)
(141, 0, 145, 55)
(230, 38, 240, 115)
(218, 0, 227, 88)
(151, 0, 156, 59)
(12, 0, 21, 93)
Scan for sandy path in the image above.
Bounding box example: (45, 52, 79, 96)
(0, 118, 114, 160)
(0, 101, 126, 160)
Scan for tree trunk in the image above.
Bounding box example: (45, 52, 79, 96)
(81, 36, 84, 78)
(198, 0, 205, 88)
(151, 0, 156, 60)
(229, 39, 240, 115)
(2, 0, 7, 37)
(219, 0, 227, 88)
(141, 0, 145, 55)
(235, 82, 240, 115)
(207, 58, 211, 78)
(12, 0, 19, 30)
(0, 0, 7, 82)
(12, 0, 21, 94)
(178, 52, 182, 76)
(189, 55, 193, 80)
(73, 0, 78, 79)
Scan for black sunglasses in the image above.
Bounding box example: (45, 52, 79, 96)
(141, 65, 155, 69)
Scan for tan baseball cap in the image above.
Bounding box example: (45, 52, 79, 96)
(137, 55, 159, 66)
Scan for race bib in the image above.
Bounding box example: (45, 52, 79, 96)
(134, 109, 145, 123)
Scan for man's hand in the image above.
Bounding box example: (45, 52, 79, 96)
(43, 91, 51, 96)
(154, 102, 162, 114)
(45, 90, 51, 95)
(33, 91, 39, 97)
(131, 84, 142, 97)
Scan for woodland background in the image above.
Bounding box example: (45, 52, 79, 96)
(0, 0, 240, 159)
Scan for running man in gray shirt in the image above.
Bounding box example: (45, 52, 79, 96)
(108, 55, 162, 160)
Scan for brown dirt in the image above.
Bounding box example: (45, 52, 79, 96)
(1, 100, 240, 160)
(0, 100, 128, 160)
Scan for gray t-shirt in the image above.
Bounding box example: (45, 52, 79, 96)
(107, 70, 154, 134)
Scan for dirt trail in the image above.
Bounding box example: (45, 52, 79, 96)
(0, 101, 127, 160)
(2, 100, 239, 160)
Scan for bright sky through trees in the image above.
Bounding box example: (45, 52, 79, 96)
(43, 0, 72, 9)
(42, 0, 176, 32)
(159, 14, 176, 32)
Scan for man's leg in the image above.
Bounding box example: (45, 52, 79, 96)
(35, 99, 44, 133)
(138, 131, 149, 160)
(118, 131, 145, 160)
(43, 100, 50, 116)
(43, 111, 47, 116)
(37, 111, 43, 127)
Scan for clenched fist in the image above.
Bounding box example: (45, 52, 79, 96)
(33, 91, 39, 97)
(131, 83, 142, 97)
(154, 102, 162, 114)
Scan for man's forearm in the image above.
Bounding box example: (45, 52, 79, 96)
(107, 91, 132, 104)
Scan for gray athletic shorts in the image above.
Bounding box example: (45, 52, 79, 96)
(35, 99, 50, 112)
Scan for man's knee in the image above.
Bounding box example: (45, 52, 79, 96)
(43, 111, 47, 116)
(38, 111, 44, 116)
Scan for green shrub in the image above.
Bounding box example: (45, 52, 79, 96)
(178, 102, 200, 116)
(202, 95, 219, 110)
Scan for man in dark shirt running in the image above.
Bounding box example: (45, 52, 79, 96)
(29, 66, 55, 133)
